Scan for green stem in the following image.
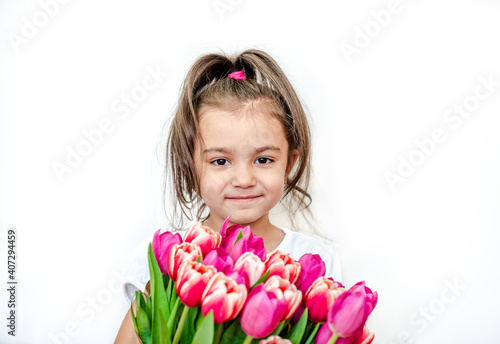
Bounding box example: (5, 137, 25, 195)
(242, 335, 254, 344)
(327, 333, 339, 344)
(172, 305, 190, 344)
(214, 323, 224, 344)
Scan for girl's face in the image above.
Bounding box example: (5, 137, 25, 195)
(194, 106, 298, 228)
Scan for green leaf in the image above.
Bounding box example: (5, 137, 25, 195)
(271, 320, 288, 337)
(192, 310, 214, 344)
(220, 319, 247, 344)
(302, 323, 321, 344)
(234, 229, 243, 244)
(286, 308, 308, 344)
(158, 307, 172, 344)
(136, 307, 152, 344)
(167, 297, 182, 335)
(180, 306, 199, 344)
(251, 270, 270, 288)
(165, 275, 173, 313)
(130, 296, 139, 333)
(148, 243, 170, 343)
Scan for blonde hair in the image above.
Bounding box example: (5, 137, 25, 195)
(163, 49, 313, 231)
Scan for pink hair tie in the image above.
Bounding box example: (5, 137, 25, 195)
(228, 71, 246, 80)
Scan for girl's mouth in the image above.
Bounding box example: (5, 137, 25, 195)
(226, 195, 262, 202)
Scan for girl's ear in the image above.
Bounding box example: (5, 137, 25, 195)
(285, 149, 300, 178)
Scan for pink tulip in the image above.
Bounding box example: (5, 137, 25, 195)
(201, 272, 248, 323)
(265, 250, 302, 284)
(240, 284, 287, 338)
(295, 254, 326, 294)
(183, 222, 222, 256)
(304, 277, 345, 323)
(327, 281, 378, 338)
(265, 276, 302, 321)
(202, 247, 235, 274)
(315, 324, 374, 344)
(259, 335, 292, 344)
(175, 261, 217, 307)
(151, 229, 182, 274)
(167, 242, 202, 281)
(234, 252, 266, 288)
(220, 217, 266, 262)
(315, 322, 334, 344)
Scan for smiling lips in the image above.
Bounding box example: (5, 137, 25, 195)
(226, 195, 262, 202)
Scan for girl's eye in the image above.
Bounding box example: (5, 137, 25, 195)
(256, 157, 273, 164)
(211, 158, 229, 166)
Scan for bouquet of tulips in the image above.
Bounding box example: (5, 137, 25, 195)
(131, 218, 377, 344)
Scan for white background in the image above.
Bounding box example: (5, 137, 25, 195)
(1, 0, 499, 343)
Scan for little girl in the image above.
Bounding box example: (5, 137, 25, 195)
(115, 48, 341, 342)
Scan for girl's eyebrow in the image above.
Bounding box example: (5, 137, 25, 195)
(202, 146, 281, 154)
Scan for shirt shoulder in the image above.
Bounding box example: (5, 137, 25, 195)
(277, 227, 342, 283)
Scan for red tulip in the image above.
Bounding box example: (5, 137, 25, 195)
(304, 277, 345, 323)
(265, 276, 302, 321)
(355, 326, 374, 344)
(167, 242, 202, 281)
(175, 261, 217, 307)
(220, 217, 266, 262)
(240, 284, 287, 338)
(183, 222, 222, 256)
(259, 335, 292, 344)
(327, 281, 378, 338)
(234, 252, 266, 288)
(265, 250, 302, 284)
(151, 229, 182, 274)
(202, 247, 234, 274)
(201, 272, 247, 323)
(295, 254, 326, 294)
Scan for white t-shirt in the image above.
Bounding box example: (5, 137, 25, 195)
(121, 226, 342, 304)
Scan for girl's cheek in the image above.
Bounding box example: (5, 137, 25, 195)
(202, 173, 228, 193)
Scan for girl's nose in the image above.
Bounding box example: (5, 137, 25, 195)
(231, 165, 256, 188)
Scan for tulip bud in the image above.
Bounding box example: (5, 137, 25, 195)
(201, 272, 248, 323)
(175, 261, 217, 307)
(151, 229, 182, 274)
(327, 281, 378, 338)
(265, 250, 302, 284)
(234, 252, 266, 287)
(183, 222, 222, 256)
(167, 242, 202, 281)
(220, 220, 266, 262)
(265, 275, 302, 321)
(259, 335, 292, 344)
(202, 247, 234, 274)
(304, 277, 345, 323)
(240, 284, 287, 338)
(295, 254, 326, 294)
